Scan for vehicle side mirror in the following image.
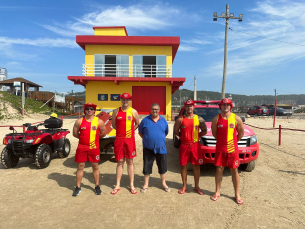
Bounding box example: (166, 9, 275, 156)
(9, 126, 14, 130)
(241, 117, 245, 123)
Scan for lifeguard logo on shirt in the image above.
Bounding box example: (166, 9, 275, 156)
(235, 160, 239, 166)
(198, 159, 203, 164)
(127, 116, 132, 120)
(194, 125, 199, 130)
(218, 125, 223, 128)
(229, 123, 235, 129)
(92, 126, 97, 131)
(181, 126, 186, 129)
(132, 151, 136, 156)
(117, 116, 122, 119)
(81, 127, 86, 130)
(96, 155, 100, 160)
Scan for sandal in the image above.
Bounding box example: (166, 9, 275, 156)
(178, 188, 188, 194)
(162, 187, 171, 192)
(236, 198, 243, 205)
(140, 188, 148, 193)
(130, 188, 137, 194)
(111, 188, 120, 195)
(194, 188, 204, 195)
(210, 195, 220, 201)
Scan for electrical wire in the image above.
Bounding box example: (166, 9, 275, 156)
(229, 27, 305, 47)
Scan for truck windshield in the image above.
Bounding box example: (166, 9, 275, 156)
(193, 108, 221, 122)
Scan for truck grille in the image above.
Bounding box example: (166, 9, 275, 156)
(201, 136, 250, 147)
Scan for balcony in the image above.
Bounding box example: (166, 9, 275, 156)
(82, 64, 172, 78)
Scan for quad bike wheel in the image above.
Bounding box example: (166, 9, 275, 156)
(239, 160, 256, 172)
(35, 144, 52, 169)
(58, 138, 71, 158)
(1, 146, 19, 169)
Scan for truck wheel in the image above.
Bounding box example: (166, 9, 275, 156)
(58, 138, 71, 158)
(35, 144, 52, 169)
(1, 147, 19, 169)
(174, 135, 180, 148)
(240, 160, 256, 172)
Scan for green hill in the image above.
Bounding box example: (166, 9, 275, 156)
(0, 92, 53, 120)
(172, 89, 305, 106)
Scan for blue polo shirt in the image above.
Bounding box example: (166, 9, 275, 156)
(138, 115, 168, 154)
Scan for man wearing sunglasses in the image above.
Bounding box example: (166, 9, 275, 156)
(72, 103, 106, 196)
(111, 92, 140, 195)
(138, 103, 170, 193)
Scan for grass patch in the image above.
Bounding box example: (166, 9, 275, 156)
(0, 92, 59, 120)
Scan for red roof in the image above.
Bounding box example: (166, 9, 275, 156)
(76, 35, 180, 62)
(68, 76, 185, 94)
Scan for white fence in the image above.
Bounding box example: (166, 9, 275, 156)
(82, 64, 172, 78)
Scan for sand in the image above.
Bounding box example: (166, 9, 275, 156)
(0, 115, 304, 229)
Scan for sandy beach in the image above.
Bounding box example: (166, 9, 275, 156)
(0, 115, 304, 229)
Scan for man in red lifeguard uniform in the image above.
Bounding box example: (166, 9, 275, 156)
(174, 100, 207, 195)
(72, 103, 106, 196)
(111, 92, 140, 195)
(211, 98, 244, 204)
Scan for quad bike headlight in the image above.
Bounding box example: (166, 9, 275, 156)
(250, 135, 257, 145)
(26, 139, 34, 143)
(7, 139, 11, 144)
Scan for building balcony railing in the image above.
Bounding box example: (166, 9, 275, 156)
(82, 64, 172, 78)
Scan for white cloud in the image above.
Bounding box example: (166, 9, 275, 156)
(42, 3, 196, 37)
(0, 37, 77, 48)
(179, 45, 198, 52)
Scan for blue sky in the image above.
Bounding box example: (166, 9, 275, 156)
(1, 0, 304, 96)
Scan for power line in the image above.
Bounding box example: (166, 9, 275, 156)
(229, 27, 305, 47)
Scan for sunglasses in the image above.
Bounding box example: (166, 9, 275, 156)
(85, 107, 95, 111)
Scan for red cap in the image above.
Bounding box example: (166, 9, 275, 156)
(219, 98, 233, 110)
(120, 92, 132, 100)
(84, 103, 97, 113)
(184, 100, 195, 106)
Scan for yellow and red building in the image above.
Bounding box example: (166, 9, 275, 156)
(68, 26, 185, 120)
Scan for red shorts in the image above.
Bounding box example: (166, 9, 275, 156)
(179, 142, 203, 166)
(214, 151, 239, 169)
(75, 145, 100, 163)
(114, 138, 136, 161)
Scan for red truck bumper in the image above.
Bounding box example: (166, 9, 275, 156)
(201, 143, 259, 164)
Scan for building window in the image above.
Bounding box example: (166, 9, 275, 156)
(133, 55, 167, 77)
(94, 54, 129, 77)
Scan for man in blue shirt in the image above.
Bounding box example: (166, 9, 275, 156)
(138, 103, 170, 193)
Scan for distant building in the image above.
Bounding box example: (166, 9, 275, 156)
(0, 68, 7, 91)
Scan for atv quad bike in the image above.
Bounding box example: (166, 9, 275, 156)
(1, 118, 70, 169)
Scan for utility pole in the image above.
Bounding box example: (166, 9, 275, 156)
(213, 5, 243, 99)
(194, 75, 197, 100)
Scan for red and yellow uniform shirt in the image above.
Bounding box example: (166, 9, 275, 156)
(116, 107, 135, 139)
(78, 116, 99, 149)
(215, 113, 238, 153)
(180, 115, 200, 143)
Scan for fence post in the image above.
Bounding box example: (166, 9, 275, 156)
(79, 112, 80, 119)
(23, 125, 25, 133)
(61, 115, 63, 121)
(278, 125, 281, 146)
